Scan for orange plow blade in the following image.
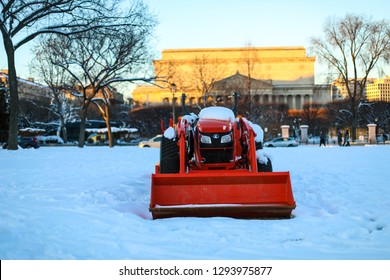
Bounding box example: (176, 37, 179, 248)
(150, 170, 296, 219)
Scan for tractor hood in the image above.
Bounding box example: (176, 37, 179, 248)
(197, 118, 233, 133)
(197, 106, 235, 133)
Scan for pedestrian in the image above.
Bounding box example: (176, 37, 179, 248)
(319, 132, 326, 147)
(343, 129, 350, 146)
(337, 131, 342, 146)
(382, 133, 388, 143)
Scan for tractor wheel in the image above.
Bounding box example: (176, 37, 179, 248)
(160, 136, 180, 174)
(258, 157, 273, 172)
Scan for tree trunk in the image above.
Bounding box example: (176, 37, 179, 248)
(78, 108, 87, 148)
(59, 116, 68, 143)
(351, 114, 358, 142)
(105, 105, 114, 148)
(4, 37, 19, 150)
(351, 100, 359, 142)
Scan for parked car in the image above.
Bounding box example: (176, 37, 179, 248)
(263, 137, 299, 147)
(87, 133, 105, 144)
(2, 136, 40, 149)
(138, 135, 162, 148)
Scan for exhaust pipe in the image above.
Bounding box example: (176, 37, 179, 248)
(232, 92, 239, 115)
(181, 93, 191, 116)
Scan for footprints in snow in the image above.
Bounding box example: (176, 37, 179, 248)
(366, 217, 385, 234)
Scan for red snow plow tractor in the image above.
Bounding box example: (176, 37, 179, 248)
(149, 93, 295, 219)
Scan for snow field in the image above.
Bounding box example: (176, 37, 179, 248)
(0, 145, 389, 259)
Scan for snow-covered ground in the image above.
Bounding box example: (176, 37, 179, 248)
(0, 144, 389, 260)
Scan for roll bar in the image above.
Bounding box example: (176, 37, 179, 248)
(181, 92, 240, 116)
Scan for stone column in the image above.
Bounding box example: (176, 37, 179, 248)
(367, 124, 377, 144)
(281, 125, 290, 139)
(300, 125, 309, 144)
(291, 95, 296, 110)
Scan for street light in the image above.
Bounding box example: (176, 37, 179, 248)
(170, 83, 177, 125)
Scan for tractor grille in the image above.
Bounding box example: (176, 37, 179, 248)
(200, 148, 234, 163)
(198, 132, 234, 164)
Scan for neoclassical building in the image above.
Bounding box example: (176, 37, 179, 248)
(132, 46, 331, 109)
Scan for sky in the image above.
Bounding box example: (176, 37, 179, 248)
(144, 0, 390, 51)
(1, 0, 390, 88)
(143, 0, 390, 83)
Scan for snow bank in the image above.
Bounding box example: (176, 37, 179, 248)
(86, 127, 138, 133)
(19, 128, 46, 133)
(199, 106, 235, 122)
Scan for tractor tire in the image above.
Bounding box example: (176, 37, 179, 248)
(160, 136, 180, 174)
(258, 158, 273, 172)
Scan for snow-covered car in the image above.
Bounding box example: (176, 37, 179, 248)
(263, 137, 299, 147)
(2, 136, 40, 149)
(138, 135, 162, 148)
(38, 135, 64, 144)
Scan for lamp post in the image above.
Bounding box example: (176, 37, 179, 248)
(170, 83, 177, 125)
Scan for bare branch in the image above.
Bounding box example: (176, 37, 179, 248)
(310, 13, 390, 141)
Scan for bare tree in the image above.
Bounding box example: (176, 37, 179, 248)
(30, 42, 80, 143)
(43, 2, 156, 147)
(324, 99, 350, 131)
(0, 0, 153, 149)
(190, 55, 226, 106)
(240, 42, 258, 99)
(310, 14, 390, 141)
(358, 101, 390, 132)
(252, 103, 289, 140)
(300, 102, 327, 136)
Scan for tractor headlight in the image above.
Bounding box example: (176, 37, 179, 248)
(221, 134, 232, 143)
(200, 135, 212, 144)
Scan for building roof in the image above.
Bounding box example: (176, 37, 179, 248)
(213, 71, 272, 90)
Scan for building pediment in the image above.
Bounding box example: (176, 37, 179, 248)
(213, 71, 272, 90)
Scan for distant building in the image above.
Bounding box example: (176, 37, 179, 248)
(1, 70, 124, 104)
(331, 77, 375, 101)
(211, 71, 273, 104)
(132, 46, 332, 110)
(366, 76, 390, 102)
(0, 70, 51, 102)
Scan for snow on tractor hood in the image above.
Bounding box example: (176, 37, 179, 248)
(197, 106, 235, 133)
(198, 106, 264, 142)
(199, 106, 235, 122)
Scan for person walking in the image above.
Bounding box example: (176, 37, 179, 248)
(337, 131, 342, 146)
(343, 129, 350, 146)
(382, 132, 388, 143)
(319, 132, 326, 147)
